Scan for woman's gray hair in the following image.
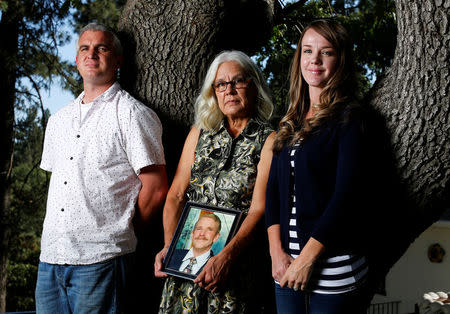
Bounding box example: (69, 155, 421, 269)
(194, 50, 273, 131)
(76, 23, 123, 56)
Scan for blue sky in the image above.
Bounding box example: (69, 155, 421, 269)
(42, 80, 74, 114)
(43, 36, 77, 114)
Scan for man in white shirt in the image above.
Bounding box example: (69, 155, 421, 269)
(170, 214, 221, 275)
(35, 23, 168, 313)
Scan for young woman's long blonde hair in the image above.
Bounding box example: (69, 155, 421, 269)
(273, 19, 358, 152)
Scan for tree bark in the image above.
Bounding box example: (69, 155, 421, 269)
(370, 0, 449, 219)
(366, 0, 449, 276)
(0, 6, 19, 313)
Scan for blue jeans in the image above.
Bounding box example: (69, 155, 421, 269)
(35, 253, 134, 314)
(275, 283, 369, 314)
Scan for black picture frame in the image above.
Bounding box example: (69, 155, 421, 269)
(162, 201, 243, 280)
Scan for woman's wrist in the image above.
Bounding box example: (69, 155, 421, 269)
(269, 241, 285, 257)
(220, 241, 240, 262)
(297, 237, 325, 263)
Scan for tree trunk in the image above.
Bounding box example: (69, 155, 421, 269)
(366, 0, 449, 274)
(370, 0, 449, 221)
(0, 7, 19, 313)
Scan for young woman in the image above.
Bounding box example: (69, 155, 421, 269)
(265, 20, 372, 314)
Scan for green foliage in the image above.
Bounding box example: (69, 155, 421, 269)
(0, 0, 8, 11)
(71, 0, 126, 32)
(255, 0, 397, 124)
(15, 0, 73, 82)
(338, 0, 397, 82)
(6, 106, 48, 312)
(5, 0, 79, 117)
(1, 1, 72, 311)
(6, 262, 38, 311)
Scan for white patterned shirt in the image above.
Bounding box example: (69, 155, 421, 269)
(40, 82, 165, 265)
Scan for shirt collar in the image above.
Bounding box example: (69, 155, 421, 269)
(216, 117, 263, 139)
(182, 248, 212, 264)
(182, 249, 194, 262)
(75, 81, 121, 106)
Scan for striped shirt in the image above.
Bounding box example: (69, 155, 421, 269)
(286, 142, 368, 294)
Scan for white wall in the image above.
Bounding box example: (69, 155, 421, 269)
(372, 221, 450, 313)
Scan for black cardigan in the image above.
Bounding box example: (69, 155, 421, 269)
(265, 113, 371, 256)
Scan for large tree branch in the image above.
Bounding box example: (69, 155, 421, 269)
(273, 0, 307, 26)
(23, 73, 47, 131)
(279, 0, 307, 15)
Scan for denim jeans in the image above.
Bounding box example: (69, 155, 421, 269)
(35, 253, 134, 314)
(275, 283, 369, 314)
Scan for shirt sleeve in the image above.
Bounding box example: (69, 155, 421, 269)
(40, 115, 56, 172)
(123, 102, 166, 175)
(311, 116, 366, 247)
(265, 153, 281, 228)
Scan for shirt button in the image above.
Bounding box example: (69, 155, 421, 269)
(61, 208, 64, 212)
(64, 181, 67, 185)
(70, 157, 73, 160)
(77, 135, 80, 138)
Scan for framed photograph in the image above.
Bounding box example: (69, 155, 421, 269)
(162, 201, 243, 280)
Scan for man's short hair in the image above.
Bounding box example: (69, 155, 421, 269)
(194, 213, 221, 233)
(77, 23, 123, 56)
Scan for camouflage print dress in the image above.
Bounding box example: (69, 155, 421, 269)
(159, 118, 274, 314)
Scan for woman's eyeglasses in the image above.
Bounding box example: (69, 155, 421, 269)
(212, 78, 251, 93)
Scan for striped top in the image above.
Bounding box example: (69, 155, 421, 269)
(286, 142, 368, 294)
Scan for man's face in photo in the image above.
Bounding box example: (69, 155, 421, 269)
(191, 217, 220, 252)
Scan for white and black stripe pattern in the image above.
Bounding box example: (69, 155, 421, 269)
(287, 143, 301, 258)
(308, 254, 368, 294)
(286, 142, 368, 294)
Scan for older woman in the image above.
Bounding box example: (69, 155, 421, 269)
(265, 20, 372, 313)
(154, 50, 276, 313)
